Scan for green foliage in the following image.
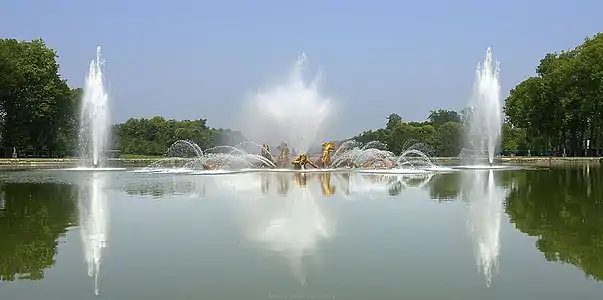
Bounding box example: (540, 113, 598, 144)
(351, 109, 465, 157)
(113, 116, 246, 156)
(2, 33, 602, 158)
(0, 38, 75, 157)
(501, 123, 527, 155)
(433, 121, 463, 157)
(428, 109, 461, 129)
(0, 183, 76, 281)
(504, 33, 603, 156)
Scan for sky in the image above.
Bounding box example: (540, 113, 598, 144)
(2, 0, 602, 140)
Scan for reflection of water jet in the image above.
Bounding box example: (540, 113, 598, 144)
(78, 172, 109, 295)
(462, 170, 507, 286)
(242, 183, 333, 284)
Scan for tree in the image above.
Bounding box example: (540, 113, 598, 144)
(433, 121, 463, 157)
(0, 38, 73, 157)
(386, 113, 403, 131)
(500, 123, 527, 155)
(504, 33, 603, 156)
(428, 109, 461, 129)
(113, 116, 247, 156)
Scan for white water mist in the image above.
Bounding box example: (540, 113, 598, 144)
(78, 173, 109, 295)
(78, 46, 110, 167)
(465, 47, 502, 165)
(241, 52, 333, 154)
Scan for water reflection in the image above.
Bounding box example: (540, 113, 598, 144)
(242, 177, 332, 284)
(506, 166, 603, 281)
(122, 171, 434, 283)
(124, 171, 435, 199)
(461, 170, 508, 287)
(0, 183, 76, 281)
(77, 173, 109, 295)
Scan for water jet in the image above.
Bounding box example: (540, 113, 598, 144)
(78, 46, 111, 168)
(462, 47, 502, 166)
(240, 52, 333, 154)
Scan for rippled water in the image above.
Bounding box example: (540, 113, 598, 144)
(0, 166, 601, 299)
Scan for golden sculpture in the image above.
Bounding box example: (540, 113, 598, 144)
(291, 153, 318, 169)
(316, 141, 336, 168)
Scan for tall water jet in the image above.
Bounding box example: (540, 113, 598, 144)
(78, 173, 109, 295)
(241, 52, 333, 154)
(464, 47, 502, 165)
(78, 46, 110, 168)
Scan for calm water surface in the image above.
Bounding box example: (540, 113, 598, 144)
(0, 166, 601, 299)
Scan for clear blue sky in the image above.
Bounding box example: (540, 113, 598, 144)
(2, 0, 602, 139)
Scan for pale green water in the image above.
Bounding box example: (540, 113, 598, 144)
(0, 166, 601, 299)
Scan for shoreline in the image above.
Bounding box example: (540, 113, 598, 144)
(431, 156, 602, 166)
(0, 156, 599, 170)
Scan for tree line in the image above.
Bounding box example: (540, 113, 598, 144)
(1, 34, 602, 158)
(350, 109, 529, 157)
(504, 33, 603, 156)
(0, 38, 244, 158)
(352, 33, 603, 157)
(112, 117, 246, 157)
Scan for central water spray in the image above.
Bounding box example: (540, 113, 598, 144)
(78, 46, 110, 167)
(464, 47, 502, 165)
(241, 52, 333, 154)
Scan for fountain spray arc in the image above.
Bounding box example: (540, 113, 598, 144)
(78, 46, 110, 168)
(241, 52, 333, 154)
(464, 47, 502, 165)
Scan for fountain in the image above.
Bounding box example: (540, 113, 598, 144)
(240, 52, 333, 155)
(462, 170, 507, 286)
(141, 140, 277, 174)
(139, 137, 446, 173)
(137, 52, 440, 173)
(77, 46, 111, 168)
(78, 172, 109, 295)
(330, 140, 441, 172)
(462, 47, 502, 167)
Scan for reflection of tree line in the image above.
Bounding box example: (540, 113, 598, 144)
(506, 167, 603, 281)
(428, 167, 603, 281)
(1, 168, 602, 283)
(427, 171, 521, 202)
(123, 180, 206, 198)
(0, 183, 76, 282)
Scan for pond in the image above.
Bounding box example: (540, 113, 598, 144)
(0, 166, 601, 299)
